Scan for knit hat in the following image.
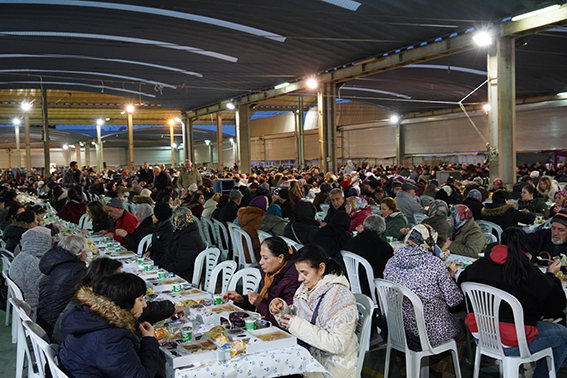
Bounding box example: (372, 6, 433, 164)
(107, 197, 124, 209)
(140, 188, 152, 197)
(551, 210, 567, 228)
(278, 188, 290, 200)
(467, 189, 482, 201)
(249, 196, 268, 211)
(154, 203, 173, 222)
(21, 227, 53, 257)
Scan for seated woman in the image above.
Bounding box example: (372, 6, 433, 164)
(202, 193, 221, 220)
(450, 204, 487, 258)
(59, 273, 159, 378)
(380, 197, 408, 242)
(384, 224, 463, 351)
(185, 191, 205, 219)
(283, 201, 319, 244)
(312, 211, 351, 261)
(345, 196, 372, 233)
(421, 199, 451, 251)
(458, 227, 567, 378)
(536, 176, 558, 202)
(224, 237, 300, 326)
(4, 210, 38, 252)
(519, 184, 549, 218)
(59, 188, 87, 225)
(261, 203, 286, 236)
(147, 204, 174, 262)
(481, 189, 535, 230)
(270, 244, 358, 378)
(115, 204, 154, 253)
(86, 201, 114, 233)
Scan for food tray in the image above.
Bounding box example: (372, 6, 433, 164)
(246, 327, 296, 354)
(161, 336, 222, 369)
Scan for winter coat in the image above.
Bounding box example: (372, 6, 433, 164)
(186, 202, 204, 219)
(395, 191, 425, 227)
(527, 228, 567, 259)
(261, 213, 286, 236)
(37, 246, 87, 336)
(344, 230, 394, 297)
(59, 199, 87, 225)
(312, 212, 351, 261)
(422, 184, 438, 199)
(3, 221, 32, 252)
(162, 223, 206, 282)
(381, 212, 408, 242)
(481, 203, 535, 231)
(241, 262, 300, 327)
(108, 210, 138, 249)
(286, 274, 358, 378)
(201, 199, 218, 220)
(177, 168, 203, 192)
(283, 201, 319, 245)
(278, 199, 294, 220)
(518, 194, 549, 218)
(8, 229, 52, 319)
(59, 287, 159, 378)
(384, 245, 463, 349)
(323, 201, 346, 224)
(61, 170, 79, 188)
(463, 183, 489, 201)
(422, 215, 451, 249)
(218, 200, 240, 225)
(149, 219, 174, 266)
(450, 220, 487, 258)
(463, 197, 484, 221)
(91, 215, 114, 233)
(348, 206, 371, 233)
(121, 216, 154, 254)
(237, 206, 266, 263)
(458, 245, 566, 346)
(152, 171, 172, 192)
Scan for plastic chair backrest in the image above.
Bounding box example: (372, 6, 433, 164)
(320, 203, 330, 217)
(78, 213, 92, 230)
(5, 273, 24, 301)
(461, 282, 531, 358)
(475, 220, 503, 241)
(374, 278, 433, 353)
(192, 248, 221, 289)
(420, 195, 435, 208)
(341, 251, 378, 306)
(257, 230, 272, 244)
(206, 260, 237, 295)
(354, 293, 374, 373)
(231, 228, 259, 268)
(22, 321, 52, 377)
(212, 219, 231, 260)
(10, 297, 39, 378)
(483, 232, 498, 244)
(137, 233, 152, 256)
(543, 218, 552, 229)
(413, 213, 428, 224)
(45, 344, 69, 378)
(202, 218, 217, 247)
(280, 235, 302, 251)
(227, 268, 262, 293)
(192, 216, 207, 245)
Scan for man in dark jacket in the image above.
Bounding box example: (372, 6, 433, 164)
(137, 162, 154, 185)
(152, 166, 172, 193)
(219, 189, 242, 225)
(148, 204, 174, 265)
(61, 161, 81, 188)
(37, 235, 87, 337)
(322, 188, 346, 224)
(528, 210, 567, 260)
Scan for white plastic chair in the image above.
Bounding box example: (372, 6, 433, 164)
(320, 203, 330, 217)
(202, 217, 217, 247)
(206, 260, 237, 295)
(1, 250, 14, 326)
(374, 279, 462, 378)
(341, 251, 378, 306)
(475, 220, 503, 242)
(10, 298, 41, 378)
(137, 233, 152, 256)
(227, 268, 262, 293)
(483, 232, 498, 244)
(414, 213, 429, 224)
(280, 235, 303, 251)
(231, 228, 259, 269)
(5, 272, 24, 343)
(78, 213, 92, 230)
(461, 282, 556, 378)
(192, 248, 221, 290)
(192, 216, 207, 245)
(23, 320, 70, 378)
(257, 230, 272, 244)
(420, 195, 435, 208)
(354, 293, 374, 374)
(212, 219, 231, 260)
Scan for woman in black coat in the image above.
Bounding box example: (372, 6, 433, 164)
(283, 200, 319, 244)
(312, 211, 351, 261)
(115, 204, 154, 253)
(147, 204, 174, 264)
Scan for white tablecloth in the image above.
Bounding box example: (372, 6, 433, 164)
(174, 345, 326, 378)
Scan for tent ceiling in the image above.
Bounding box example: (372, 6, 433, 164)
(0, 0, 563, 114)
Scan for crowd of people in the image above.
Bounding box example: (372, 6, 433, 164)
(1, 157, 567, 377)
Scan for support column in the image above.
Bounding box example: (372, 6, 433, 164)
(296, 96, 304, 171)
(75, 144, 81, 168)
(85, 143, 91, 168)
(487, 37, 516, 189)
(396, 123, 404, 166)
(41, 88, 50, 174)
(8, 149, 12, 169)
(96, 125, 104, 172)
(317, 83, 338, 173)
(169, 122, 175, 168)
(187, 117, 195, 163)
(24, 113, 31, 172)
(237, 105, 251, 173)
(15, 123, 21, 169)
(216, 114, 223, 169)
(127, 111, 134, 170)
(235, 110, 241, 170)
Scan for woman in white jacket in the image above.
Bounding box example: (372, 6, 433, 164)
(270, 244, 358, 378)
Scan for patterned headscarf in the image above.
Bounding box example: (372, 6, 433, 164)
(554, 189, 567, 209)
(427, 199, 449, 218)
(467, 189, 482, 201)
(451, 204, 473, 230)
(345, 196, 369, 215)
(404, 224, 438, 252)
(171, 206, 195, 231)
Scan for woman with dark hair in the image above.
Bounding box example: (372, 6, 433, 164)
(59, 188, 87, 225)
(50, 185, 67, 213)
(283, 201, 319, 244)
(312, 211, 351, 261)
(185, 191, 205, 219)
(115, 204, 155, 253)
(59, 273, 159, 378)
(481, 189, 536, 230)
(86, 201, 114, 232)
(459, 227, 567, 378)
(212, 194, 229, 220)
(270, 244, 358, 378)
(4, 210, 38, 252)
(0, 202, 24, 233)
(519, 184, 549, 218)
(224, 237, 300, 326)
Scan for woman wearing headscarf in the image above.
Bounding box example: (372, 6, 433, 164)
(237, 196, 268, 263)
(147, 204, 174, 264)
(312, 211, 351, 261)
(463, 189, 484, 220)
(550, 189, 567, 217)
(160, 207, 205, 281)
(212, 194, 229, 220)
(115, 204, 154, 253)
(384, 224, 463, 353)
(283, 201, 319, 244)
(450, 204, 486, 258)
(345, 196, 372, 233)
(261, 203, 286, 236)
(422, 199, 451, 250)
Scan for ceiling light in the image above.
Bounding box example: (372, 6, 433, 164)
(204, 139, 211, 146)
(12, 118, 21, 125)
(69, 144, 76, 148)
(274, 82, 290, 90)
(557, 92, 567, 98)
(306, 78, 318, 89)
(168, 119, 176, 126)
(390, 115, 400, 123)
(120, 111, 125, 115)
(511, 4, 560, 21)
(226, 102, 236, 110)
(96, 118, 104, 126)
(229, 138, 234, 144)
(174, 117, 182, 123)
(91, 141, 96, 145)
(105, 117, 110, 121)
(79, 142, 84, 147)
(126, 105, 135, 113)
(21, 101, 32, 111)
(473, 32, 492, 47)
(483, 104, 491, 111)
(62, 144, 69, 150)
(171, 143, 177, 149)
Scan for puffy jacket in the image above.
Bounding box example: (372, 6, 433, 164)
(518, 193, 549, 218)
(121, 216, 154, 254)
(162, 223, 205, 282)
(261, 213, 286, 236)
(450, 219, 487, 258)
(237, 206, 265, 263)
(108, 210, 138, 249)
(201, 199, 218, 220)
(37, 246, 87, 336)
(148, 219, 174, 266)
(59, 199, 87, 225)
(59, 287, 159, 378)
(481, 203, 535, 231)
(381, 212, 408, 241)
(3, 221, 32, 252)
(283, 201, 319, 244)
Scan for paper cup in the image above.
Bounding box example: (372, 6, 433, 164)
(244, 318, 256, 330)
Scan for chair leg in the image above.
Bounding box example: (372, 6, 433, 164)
(11, 308, 18, 343)
(15, 328, 25, 378)
(5, 295, 11, 326)
(546, 354, 557, 378)
(420, 356, 429, 378)
(384, 345, 391, 378)
(406, 353, 420, 378)
(450, 347, 463, 378)
(472, 347, 481, 378)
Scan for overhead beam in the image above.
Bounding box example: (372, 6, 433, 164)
(500, 4, 567, 37)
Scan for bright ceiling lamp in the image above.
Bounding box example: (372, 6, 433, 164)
(226, 102, 236, 110)
(21, 101, 32, 111)
(12, 118, 21, 125)
(390, 115, 400, 123)
(126, 105, 135, 113)
(473, 31, 492, 46)
(557, 92, 567, 97)
(62, 144, 69, 150)
(274, 82, 290, 90)
(511, 4, 561, 21)
(483, 104, 491, 111)
(306, 78, 318, 89)
(96, 118, 104, 126)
